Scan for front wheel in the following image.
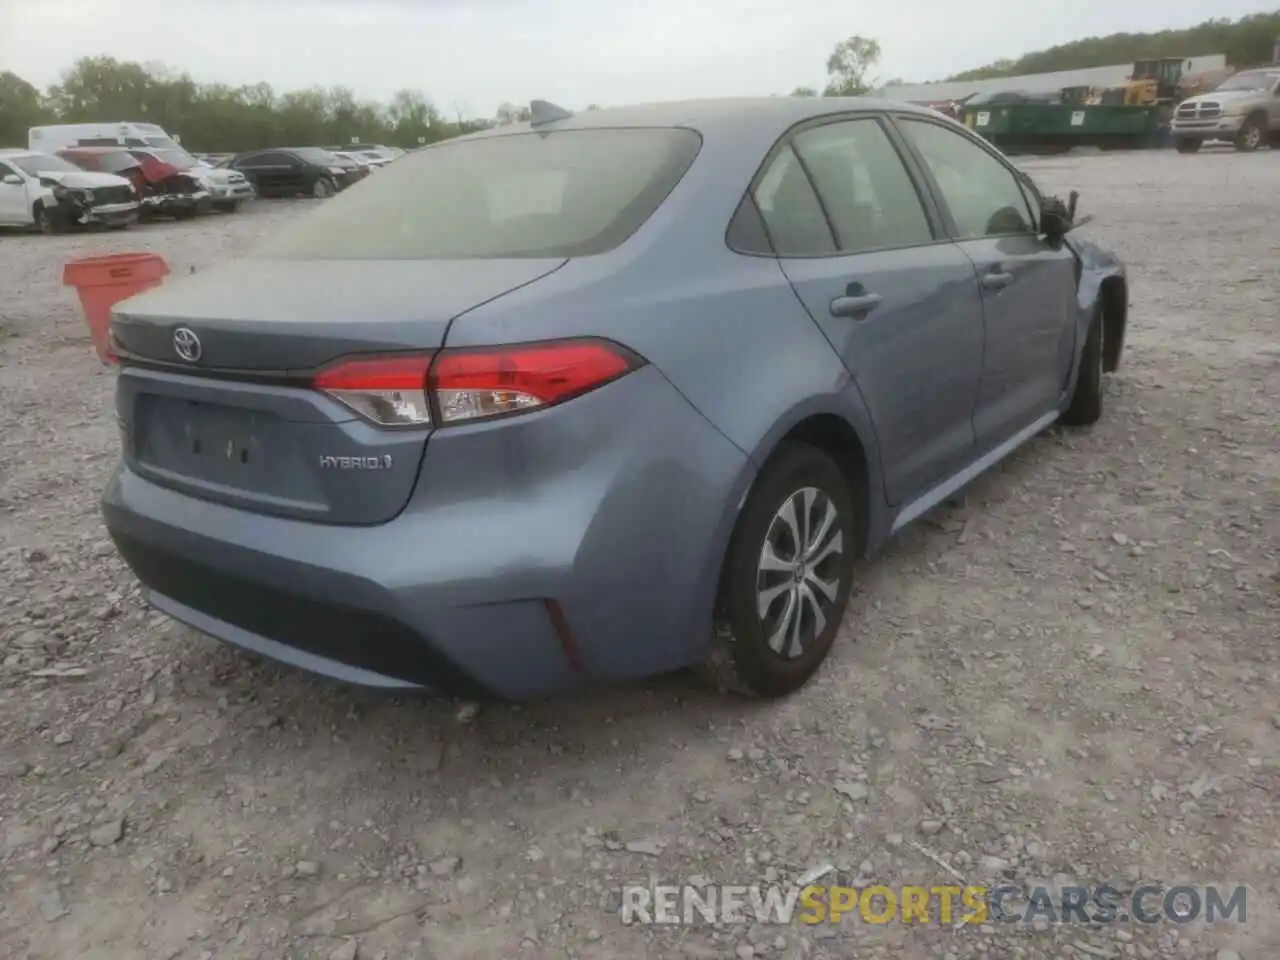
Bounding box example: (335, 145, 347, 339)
(1062, 304, 1105, 427)
(213, 200, 239, 213)
(312, 177, 336, 199)
(33, 203, 66, 235)
(705, 443, 858, 698)
(1175, 138, 1202, 154)
(1235, 117, 1264, 152)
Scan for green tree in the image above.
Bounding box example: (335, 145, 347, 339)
(823, 35, 882, 96)
(12, 56, 495, 154)
(947, 11, 1280, 80)
(0, 71, 52, 145)
(789, 86, 819, 98)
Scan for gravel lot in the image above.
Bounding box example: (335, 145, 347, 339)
(1, 149, 1277, 960)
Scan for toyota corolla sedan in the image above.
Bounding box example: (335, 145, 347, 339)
(102, 97, 1128, 701)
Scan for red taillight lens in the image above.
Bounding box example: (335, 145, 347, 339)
(311, 339, 642, 428)
(313, 354, 434, 426)
(431, 340, 638, 424)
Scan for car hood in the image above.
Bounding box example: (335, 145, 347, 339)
(36, 170, 133, 189)
(193, 165, 243, 185)
(1182, 89, 1266, 105)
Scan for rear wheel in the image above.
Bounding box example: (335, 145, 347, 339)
(312, 177, 336, 199)
(704, 443, 858, 698)
(1175, 138, 1202, 154)
(1235, 116, 1264, 152)
(1062, 304, 1105, 427)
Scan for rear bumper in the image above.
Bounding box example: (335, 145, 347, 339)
(101, 366, 753, 699)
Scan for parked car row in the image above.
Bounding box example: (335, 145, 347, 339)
(29, 123, 256, 212)
(6, 122, 410, 232)
(213, 143, 404, 198)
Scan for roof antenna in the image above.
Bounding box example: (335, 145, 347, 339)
(529, 99, 574, 126)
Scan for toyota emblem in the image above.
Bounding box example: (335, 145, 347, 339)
(173, 327, 201, 363)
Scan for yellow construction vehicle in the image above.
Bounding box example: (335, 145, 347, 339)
(1125, 58, 1188, 106)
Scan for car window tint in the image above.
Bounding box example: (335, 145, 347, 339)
(897, 119, 1033, 239)
(0, 162, 17, 179)
(792, 119, 933, 253)
(751, 144, 835, 256)
(254, 129, 702, 260)
(726, 194, 772, 254)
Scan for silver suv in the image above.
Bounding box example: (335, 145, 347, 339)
(1171, 68, 1280, 153)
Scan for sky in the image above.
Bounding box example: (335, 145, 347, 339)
(1, 0, 1274, 119)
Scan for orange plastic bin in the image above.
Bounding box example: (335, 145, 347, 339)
(62, 253, 170, 364)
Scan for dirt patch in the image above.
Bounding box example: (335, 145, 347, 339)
(1, 154, 1277, 960)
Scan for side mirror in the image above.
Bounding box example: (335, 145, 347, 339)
(1, 174, 21, 186)
(1039, 209, 1069, 239)
(1039, 196, 1072, 239)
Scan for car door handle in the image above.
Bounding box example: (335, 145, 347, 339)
(829, 293, 883, 318)
(981, 270, 1014, 290)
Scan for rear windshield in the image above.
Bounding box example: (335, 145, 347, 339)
(255, 128, 703, 260)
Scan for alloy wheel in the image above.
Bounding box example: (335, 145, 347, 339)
(756, 487, 845, 660)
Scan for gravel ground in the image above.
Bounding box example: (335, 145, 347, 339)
(0, 149, 1277, 960)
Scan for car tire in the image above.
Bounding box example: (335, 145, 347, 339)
(1062, 304, 1105, 427)
(703, 442, 858, 698)
(1174, 138, 1201, 154)
(173, 208, 198, 221)
(312, 177, 336, 199)
(33, 203, 65, 235)
(1234, 116, 1264, 152)
(213, 200, 239, 213)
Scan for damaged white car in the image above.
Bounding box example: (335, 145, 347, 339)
(0, 149, 139, 233)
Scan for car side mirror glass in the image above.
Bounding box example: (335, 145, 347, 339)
(2, 174, 21, 185)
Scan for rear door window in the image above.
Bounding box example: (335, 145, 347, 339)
(750, 144, 836, 256)
(791, 118, 935, 253)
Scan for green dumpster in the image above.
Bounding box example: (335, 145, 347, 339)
(963, 102, 1162, 153)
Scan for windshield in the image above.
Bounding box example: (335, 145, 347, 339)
(71, 150, 138, 174)
(255, 128, 702, 260)
(11, 154, 82, 175)
(143, 147, 199, 170)
(1216, 72, 1280, 92)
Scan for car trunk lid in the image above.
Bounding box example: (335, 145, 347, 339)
(111, 257, 566, 525)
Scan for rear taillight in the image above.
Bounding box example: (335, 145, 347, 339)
(312, 339, 642, 428)
(313, 354, 433, 426)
